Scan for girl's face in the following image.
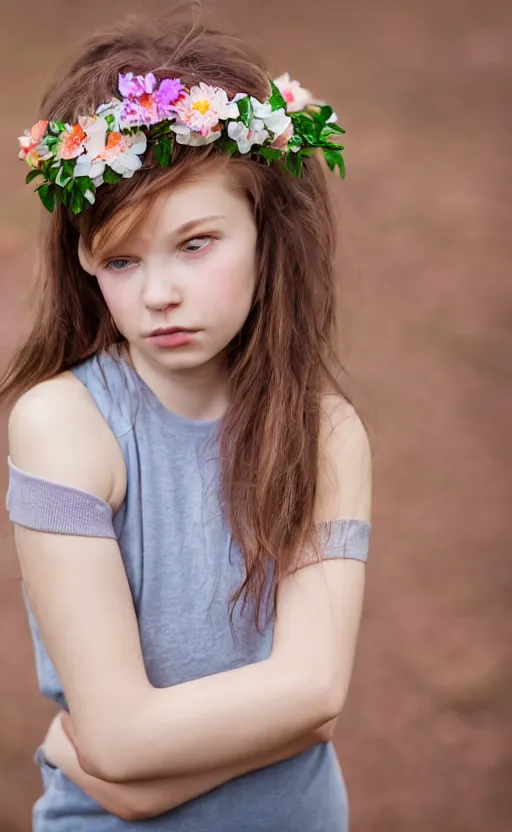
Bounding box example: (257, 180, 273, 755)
(80, 168, 257, 378)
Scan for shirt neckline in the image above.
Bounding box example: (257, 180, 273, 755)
(104, 347, 223, 438)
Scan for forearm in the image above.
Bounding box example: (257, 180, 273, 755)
(57, 725, 327, 821)
(79, 656, 334, 782)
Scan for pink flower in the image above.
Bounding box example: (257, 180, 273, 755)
(174, 83, 238, 138)
(118, 72, 157, 98)
(57, 123, 87, 160)
(119, 73, 185, 127)
(121, 94, 159, 128)
(18, 120, 53, 167)
(274, 73, 315, 113)
(154, 78, 185, 116)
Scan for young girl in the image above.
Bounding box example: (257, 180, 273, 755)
(3, 10, 371, 831)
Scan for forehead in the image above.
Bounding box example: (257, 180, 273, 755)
(91, 166, 251, 258)
(145, 170, 247, 238)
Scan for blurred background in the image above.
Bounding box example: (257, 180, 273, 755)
(0, 0, 510, 830)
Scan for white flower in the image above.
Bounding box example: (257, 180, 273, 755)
(274, 73, 315, 113)
(96, 99, 124, 132)
(74, 155, 106, 186)
(78, 116, 109, 160)
(263, 108, 292, 138)
(107, 132, 147, 176)
(175, 83, 239, 138)
(250, 98, 291, 138)
(73, 129, 147, 185)
(227, 118, 269, 154)
(171, 122, 222, 146)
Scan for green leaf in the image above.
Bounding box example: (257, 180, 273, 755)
(288, 133, 304, 152)
(70, 190, 84, 214)
(25, 169, 44, 185)
(150, 121, 173, 139)
(75, 175, 95, 195)
(323, 148, 346, 178)
(323, 122, 345, 135)
(153, 135, 173, 167)
(319, 105, 333, 124)
(236, 96, 254, 128)
(36, 184, 56, 212)
(55, 167, 72, 188)
(61, 160, 74, 178)
(268, 79, 287, 112)
(291, 113, 318, 145)
(320, 125, 345, 144)
(103, 166, 123, 185)
(84, 189, 96, 205)
(55, 187, 70, 207)
(49, 120, 65, 134)
(285, 151, 303, 177)
(259, 146, 283, 163)
(45, 164, 60, 183)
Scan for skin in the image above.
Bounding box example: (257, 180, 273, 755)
(10, 166, 371, 821)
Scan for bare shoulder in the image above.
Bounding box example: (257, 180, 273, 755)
(316, 394, 372, 523)
(8, 371, 125, 507)
(319, 394, 371, 460)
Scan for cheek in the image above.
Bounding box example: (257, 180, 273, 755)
(96, 276, 136, 327)
(199, 243, 256, 323)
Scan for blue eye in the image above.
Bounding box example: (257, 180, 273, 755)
(104, 258, 135, 271)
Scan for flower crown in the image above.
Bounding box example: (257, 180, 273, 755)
(18, 72, 346, 215)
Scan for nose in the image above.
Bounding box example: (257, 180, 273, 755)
(142, 265, 182, 311)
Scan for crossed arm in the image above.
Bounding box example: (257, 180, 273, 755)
(44, 711, 339, 821)
(9, 377, 371, 819)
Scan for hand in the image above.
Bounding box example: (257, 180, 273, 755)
(42, 711, 145, 821)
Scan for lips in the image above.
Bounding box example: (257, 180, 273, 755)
(146, 327, 199, 349)
(148, 327, 195, 337)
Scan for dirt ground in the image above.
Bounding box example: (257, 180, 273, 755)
(0, 1, 511, 830)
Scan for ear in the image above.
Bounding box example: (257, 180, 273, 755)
(78, 237, 95, 275)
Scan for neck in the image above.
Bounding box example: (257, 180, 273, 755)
(124, 344, 230, 422)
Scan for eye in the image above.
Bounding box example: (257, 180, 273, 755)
(181, 236, 212, 253)
(103, 258, 137, 272)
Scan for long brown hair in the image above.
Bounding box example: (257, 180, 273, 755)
(1, 8, 348, 624)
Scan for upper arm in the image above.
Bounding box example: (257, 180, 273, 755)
(272, 398, 372, 712)
(8, 375, 150, 768)
(315, 395, 372, 525)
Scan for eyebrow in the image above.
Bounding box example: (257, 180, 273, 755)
(173, 214, 225, 236)
(93, 214, 226, 262)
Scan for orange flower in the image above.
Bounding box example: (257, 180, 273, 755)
(104, 131, 124, 153)
(57, 124, 87, 160)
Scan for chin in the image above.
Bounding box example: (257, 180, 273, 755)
(152, 349, 219, 372)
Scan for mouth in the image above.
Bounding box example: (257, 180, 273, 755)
(145, 326, 200, 349)
(147, 326, 198, 337)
